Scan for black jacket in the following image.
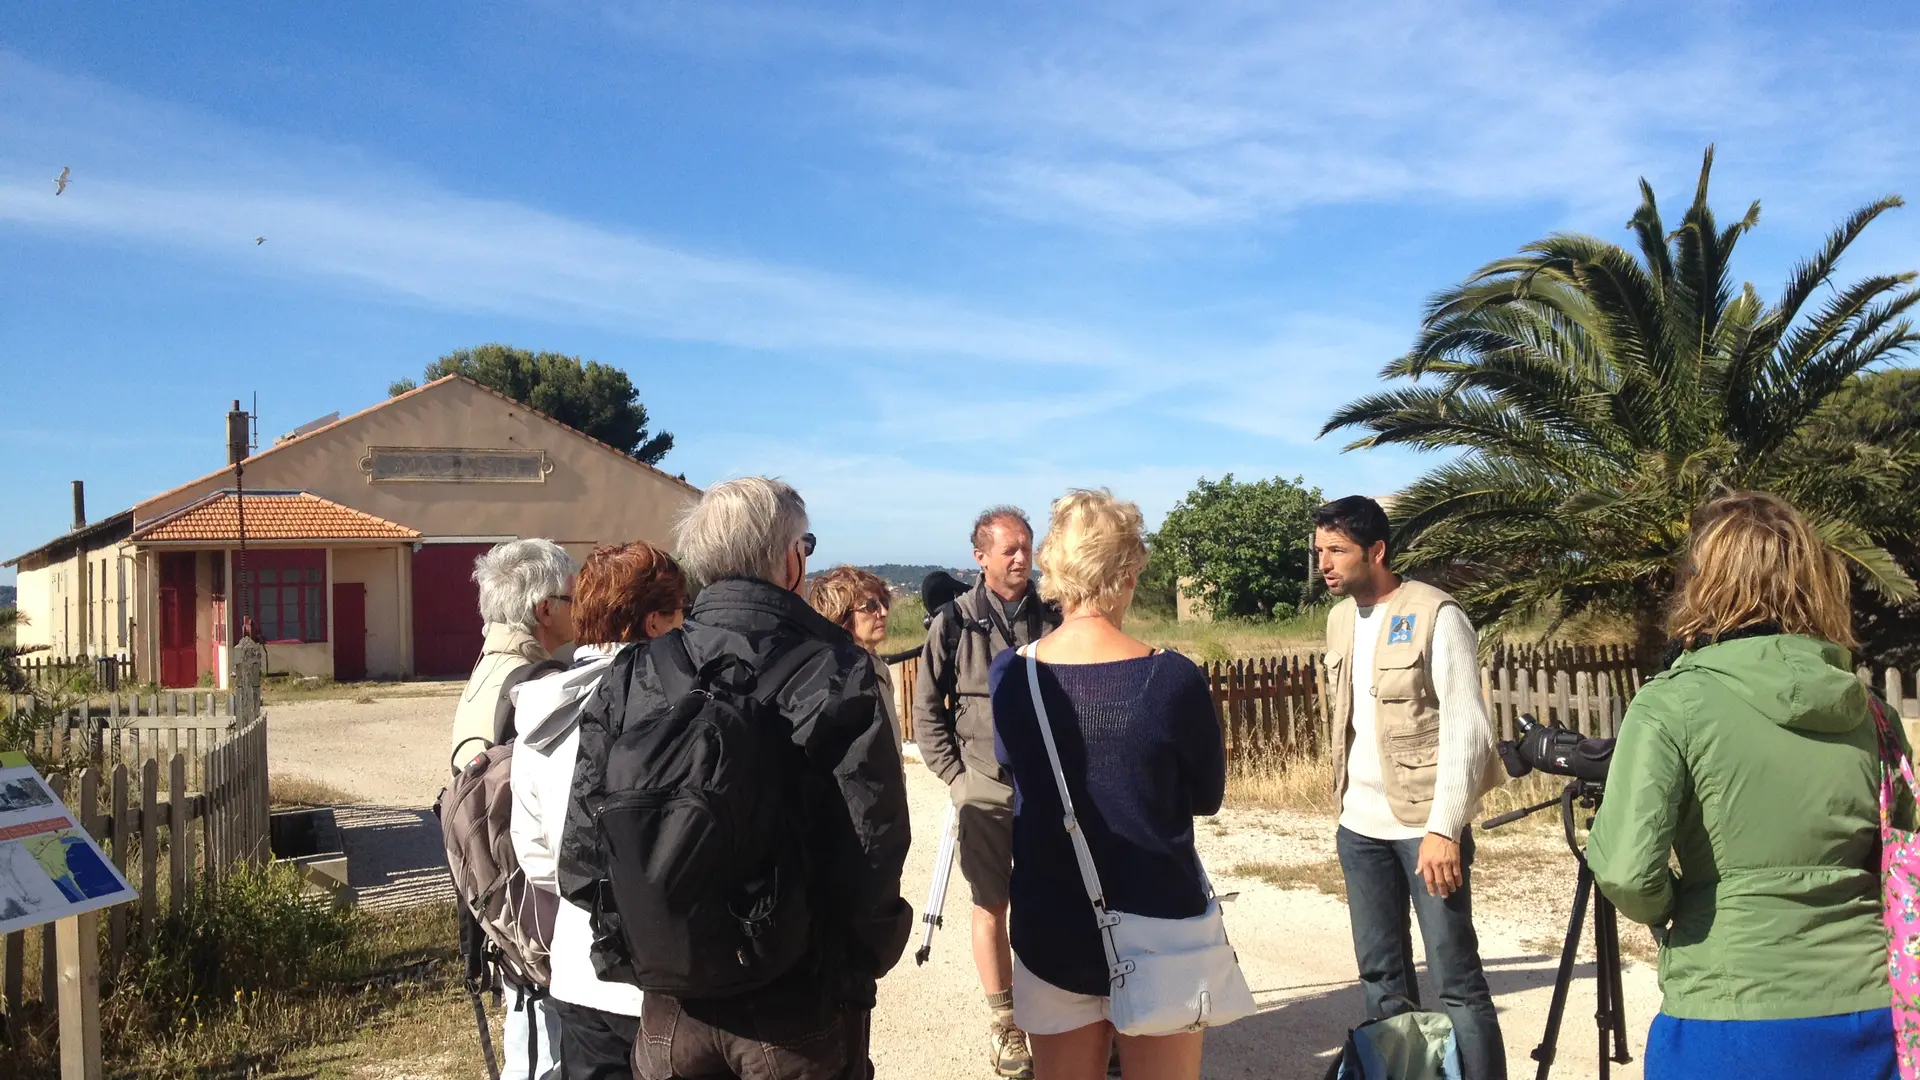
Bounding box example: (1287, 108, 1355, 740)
(559, 577, 913, 1014)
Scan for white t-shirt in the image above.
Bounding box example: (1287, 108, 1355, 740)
(1339, 601, 1493, 842)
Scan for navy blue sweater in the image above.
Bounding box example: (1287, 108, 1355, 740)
(989, 648, 1226, 997)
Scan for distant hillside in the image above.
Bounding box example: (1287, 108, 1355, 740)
(0, 585, 13, 607)
(810, 564, 977, 592)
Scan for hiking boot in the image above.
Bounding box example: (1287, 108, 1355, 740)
(988, 1017, 1034, 1079)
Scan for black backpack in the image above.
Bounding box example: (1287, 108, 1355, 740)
(591, 629, 825, 998)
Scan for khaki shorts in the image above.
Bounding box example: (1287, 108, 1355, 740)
(952, 770, 1013, 909)
(1012, 954, 1109, 1035)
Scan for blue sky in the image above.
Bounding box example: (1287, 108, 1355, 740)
(4, 1, 1918, 583)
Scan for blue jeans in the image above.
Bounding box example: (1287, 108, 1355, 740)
(1336, 825, 1506, 1080)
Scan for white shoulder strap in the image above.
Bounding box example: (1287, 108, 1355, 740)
(1022, 645, 1109, 908)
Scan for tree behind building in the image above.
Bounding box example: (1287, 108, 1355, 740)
(391, 345, 674, 465)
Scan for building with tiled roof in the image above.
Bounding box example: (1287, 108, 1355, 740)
(132, 492, 422, 544)
(7, 377, 700, 687)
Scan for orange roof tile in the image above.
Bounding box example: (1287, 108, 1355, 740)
(132, 491, 420, 543)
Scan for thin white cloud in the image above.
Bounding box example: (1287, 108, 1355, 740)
(0, 54, 1141, 374)
(826, 2, 1764, 226)
(622, 1, 1913, 232)
(0, 177, 1130, 367)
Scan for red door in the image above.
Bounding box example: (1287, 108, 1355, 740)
(332, 583, 367, 682)
(411, 543, 492, 677)
(158, 552, 197, 688)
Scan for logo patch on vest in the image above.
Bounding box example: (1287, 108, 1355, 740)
(1388, 614, 1416, 645)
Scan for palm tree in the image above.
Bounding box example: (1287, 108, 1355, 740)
(1323, 147, 1920, 666)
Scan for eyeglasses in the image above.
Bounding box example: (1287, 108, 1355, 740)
(551, 594, 573, 603)
(855, 598, 888, 614)
(798, 533, 816, 557)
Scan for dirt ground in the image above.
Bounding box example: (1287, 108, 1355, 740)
(269, 690, 1660, 1080)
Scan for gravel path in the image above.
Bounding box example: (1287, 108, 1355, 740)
(270, 691, 1661, 1079)
(268, 689, 462, 910)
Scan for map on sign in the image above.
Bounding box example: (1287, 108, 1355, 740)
(0, 752, 138, 935)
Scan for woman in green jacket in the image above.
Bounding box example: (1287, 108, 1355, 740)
(1588, 491, 1902, 1079)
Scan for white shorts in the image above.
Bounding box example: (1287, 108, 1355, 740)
(1012, 954, 1110, 1035)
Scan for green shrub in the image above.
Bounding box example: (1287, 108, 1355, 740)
(125, 861, 369, 1024)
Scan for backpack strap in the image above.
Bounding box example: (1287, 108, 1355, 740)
(654, 627, 830, 708)
(653, 629, 701, 704)
(750, 641, 832, 705)
(456, 905, 502, 1080)
(929, 599, 991, 701)
(494, 657, 570, 744)
(450, 735, 493, 776)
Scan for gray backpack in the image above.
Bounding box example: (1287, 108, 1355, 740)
(439, 658, 567, 989)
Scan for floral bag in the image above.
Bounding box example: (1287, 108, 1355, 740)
(1872, 693, 1920, 1079)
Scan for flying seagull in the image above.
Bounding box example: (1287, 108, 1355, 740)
(255, 236, 266, 245)
(53, 167, 69, 195)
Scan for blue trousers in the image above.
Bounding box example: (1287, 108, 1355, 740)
(1646, 1008, 1895, 1080)
(1336, 825, 1506, 1080)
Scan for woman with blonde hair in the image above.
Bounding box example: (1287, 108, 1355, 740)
(1589, 491, 1909, 1080)
(809, 564, 894, 655)
(986, 489, 1227, 1080)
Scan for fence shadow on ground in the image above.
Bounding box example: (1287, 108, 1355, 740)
(335, 805, 453, 912)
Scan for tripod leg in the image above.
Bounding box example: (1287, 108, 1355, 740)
(1532, 864, 1594, 1080)
(1595, 895, 1632, 1065)
(1592, 890, 1612, 1080)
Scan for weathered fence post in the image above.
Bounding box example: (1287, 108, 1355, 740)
(58, 769, 103, 1080)
(233, 639, 265, 725)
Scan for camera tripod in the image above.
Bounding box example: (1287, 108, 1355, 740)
(1483, 780, 1632, 1080)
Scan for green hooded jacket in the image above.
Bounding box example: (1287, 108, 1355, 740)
(1587, 634, 1909, 1021)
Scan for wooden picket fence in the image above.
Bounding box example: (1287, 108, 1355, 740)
(891, 655, 922, 745)
(1870, 666, 1920, 727)
(888, 645, 1920, 766)
(0, 716, 268, 1035)
(1206, 655, 1326, 763)
(10, 655, 136, 691)
(7, 692, 240, 791)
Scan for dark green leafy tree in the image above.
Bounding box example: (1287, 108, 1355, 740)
(1810, 368, 1920, 666)
(1323, 148, 1920, 665)
(1156, 474, 1323, 618)
(392, 345, 674, 465)
(1133, 536, 1181, 616)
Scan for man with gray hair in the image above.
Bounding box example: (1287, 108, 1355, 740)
(560, 477, 911, 1080)
(447, 538, 577, 1080)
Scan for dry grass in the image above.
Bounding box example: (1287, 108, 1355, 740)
(876, 596, 1329, 662)
(1224, 751, 1340, 814)
(261, 677, 459, 705)
(1229, 856, 1350, 901)
(0, 875, 467, 1080)
(270, 773, 357, 808)
(1223, 748, 1577, 832)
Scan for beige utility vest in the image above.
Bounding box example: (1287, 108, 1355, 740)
(1326, 579, 1494, 827)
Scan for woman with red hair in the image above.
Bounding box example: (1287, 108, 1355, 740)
(511, 541, 688, 1080)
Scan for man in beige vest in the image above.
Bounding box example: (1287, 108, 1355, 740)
(1314, 496, 1507, 1080)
